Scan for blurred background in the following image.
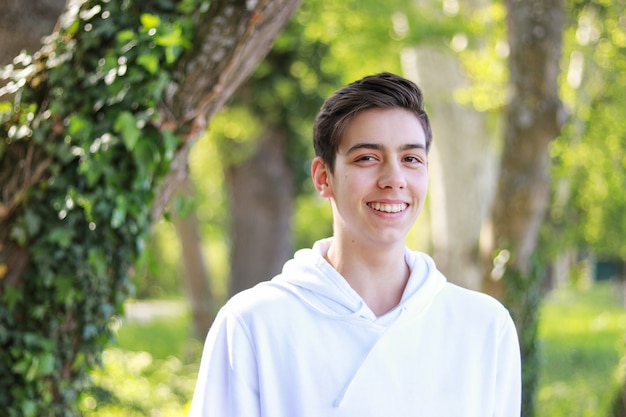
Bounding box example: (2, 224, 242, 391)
(2, 0, 625, 415)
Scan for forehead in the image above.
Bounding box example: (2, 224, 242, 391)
(338, 107, 426, 151)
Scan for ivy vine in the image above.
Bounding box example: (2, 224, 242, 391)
(0, 0, 205, 415)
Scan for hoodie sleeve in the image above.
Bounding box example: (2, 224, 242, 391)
(494, 313, 522, 417)
(188, 308, 260, 417)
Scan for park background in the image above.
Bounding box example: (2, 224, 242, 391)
(1, 0, 625, 416)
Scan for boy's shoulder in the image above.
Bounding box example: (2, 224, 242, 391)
(437, 281, 513, 321)
(220, 279, 298, 319)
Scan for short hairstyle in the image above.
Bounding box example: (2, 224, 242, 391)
(313, 72, 432, 173)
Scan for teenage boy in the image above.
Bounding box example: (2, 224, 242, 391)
(188, 72, 521, 417)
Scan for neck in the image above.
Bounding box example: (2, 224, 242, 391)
(325, 238, 409, 316)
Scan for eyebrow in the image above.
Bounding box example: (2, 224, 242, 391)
(345, 142, 426, 154)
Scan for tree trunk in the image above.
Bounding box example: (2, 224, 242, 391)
(226, 125, 294, 296)
(481, 0, 565, 415)
(151, 0, 304, 220)
(0, 0, 302, 413)
(0, 0, 66, 69)
(406, 45, 499, 291)
(171, 163, 217, 341)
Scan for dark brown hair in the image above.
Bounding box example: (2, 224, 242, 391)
(313, 72, 432, 173)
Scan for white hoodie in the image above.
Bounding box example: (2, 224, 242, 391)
(188, 239, 521, 417)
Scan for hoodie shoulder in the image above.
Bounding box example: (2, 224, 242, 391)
(221, 280, 296, 320)
(436, 282, 514, 329)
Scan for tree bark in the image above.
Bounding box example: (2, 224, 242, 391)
(0, 0, 66, 67)
(0, 0, 302, 412)
(407, 45, 499, 291)
(226, 125, 294, 296)
(483, 0, 565, 286)
(171, 164, 217, 341)
(482, 0, 565, 415)
(152, 0, 304, 220)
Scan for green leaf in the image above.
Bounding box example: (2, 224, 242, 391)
(114, 111, 141, 151)
(55, 275, 75, 305)
(48, 227, 73, 249)
(116, 29, 136, 44)
(111, 195, 127, 229)
(138, 54, 160, 74)
(2, 284, 24, 311)
(140, 13, 161, 30)
(67, 114, 93, 140)
(21, 400, 36, 417)
(9, 224, 27, 246)
(162, 129, 180, 160)
(155, 26, 189, 48)
(133, 138, 160, 178)
(12, 357, 30, 375)
(35, 353, 55, 377)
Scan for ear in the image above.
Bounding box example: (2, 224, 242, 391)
(311, 157, 333, 198)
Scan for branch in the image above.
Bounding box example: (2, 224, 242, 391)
(151, 0, 302, 220)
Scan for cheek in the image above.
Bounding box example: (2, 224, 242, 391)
(411, 173, 429, 194)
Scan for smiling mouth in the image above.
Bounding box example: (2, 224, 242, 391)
(367, 202, 408, 213)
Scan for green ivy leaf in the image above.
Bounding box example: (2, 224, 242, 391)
(111, 195, 127, 229)
(2, 284, 24, 311)
(67, 114, 93, 140)
(9, 224, 27, 246)
(162, 129, 180, 161)
(55, 276, 75, 305)
(21, 399, 36, 417)
(114, 111, 141, 151)
(133, 138, 160, 181)
(155, 26, 189, 48)
(35, 353, 55, 377)
(140, 13, 161, 30)
(23, 209, 42, 237)
(48, 227, 73, 249)
(138, 54, 160, 74)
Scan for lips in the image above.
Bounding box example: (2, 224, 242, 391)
(367, 202, 408, 213)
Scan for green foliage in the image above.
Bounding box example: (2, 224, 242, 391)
(549, 0, 626, 259)
(79, 348, 197, 417)
(132, 220, 184, 299)
(293, 194, 334, 249)
(0, 0, 204, 415)
(78, 312, 200, 416)
(79, 313, 200, 416)
(114, 314, 193, 361)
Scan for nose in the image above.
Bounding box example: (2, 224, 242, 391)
(378, 160, 407, 189)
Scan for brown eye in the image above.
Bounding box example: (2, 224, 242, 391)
(404, 155, 424, 164)
(356, 155, 376, 162)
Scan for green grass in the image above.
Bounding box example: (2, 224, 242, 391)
(79, 312, 203, 416)
(537, 282, 626, 417)
(114, 314, 196, 361)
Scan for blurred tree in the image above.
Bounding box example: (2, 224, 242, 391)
(213, 0, 415, 297)
(480, 0, 565, 415)
(0, 0, 301, 415)
(550, 0, 626, 261)
(401, 0, 506, 291)
(171, 168, 216, 340)
(0, 0, 66, 87)
(545, 1, 626, 412)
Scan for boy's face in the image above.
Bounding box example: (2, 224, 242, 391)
(312, 107, 429, 248)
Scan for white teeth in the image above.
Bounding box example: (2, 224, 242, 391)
(368, 202, 407, 213)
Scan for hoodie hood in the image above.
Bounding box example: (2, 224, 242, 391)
(271, 238, 447, 407)
(272, 238, 446, 325)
